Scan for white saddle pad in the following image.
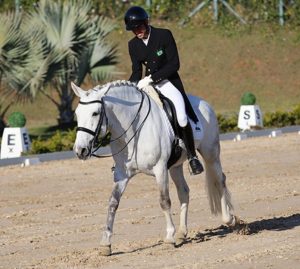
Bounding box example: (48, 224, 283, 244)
(142, 85, 163, 108)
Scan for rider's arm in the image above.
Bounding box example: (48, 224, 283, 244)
(128, 41, 143, 82)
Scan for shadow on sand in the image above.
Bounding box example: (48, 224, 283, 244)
(190, 213, 300, 243)
(110, 213, 300, 255)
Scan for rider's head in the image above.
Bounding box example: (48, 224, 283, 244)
(124, 6, 149, 39)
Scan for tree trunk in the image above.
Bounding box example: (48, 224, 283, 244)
(0, 102, 11, 135)
(57, 94, 74, 125)
(0, 118, 6, 136)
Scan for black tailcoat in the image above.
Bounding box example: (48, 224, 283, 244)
(128, 26, 198, 123)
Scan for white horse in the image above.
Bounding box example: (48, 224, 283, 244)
(71, 80, 239, 256)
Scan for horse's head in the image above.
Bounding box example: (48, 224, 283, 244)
(71, 82, 107, 160)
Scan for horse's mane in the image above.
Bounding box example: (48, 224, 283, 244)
(95, 80, 136, 93)
(91, 80, 142, 102)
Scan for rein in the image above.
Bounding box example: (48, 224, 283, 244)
(76, 88, 151, 158)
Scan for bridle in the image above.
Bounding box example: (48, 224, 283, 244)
(76, 99, 108, 157)
(76, 88, 151, 158)
(76, 100, 106, 137)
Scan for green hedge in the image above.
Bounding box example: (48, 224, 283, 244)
(217, 113, 239, 133)
(217, 103, 300, 133)
(263, 104, 300, 127)
(30, 129, 76, 154)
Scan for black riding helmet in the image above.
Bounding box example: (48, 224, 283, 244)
(124, 6, 149, 31)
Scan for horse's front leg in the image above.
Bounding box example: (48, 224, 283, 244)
(100, 177, 128, 256)
(169, 165, 189, 246)
(154, 165, 176, 245)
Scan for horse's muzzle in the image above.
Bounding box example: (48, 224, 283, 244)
(74, 146, 90, 160)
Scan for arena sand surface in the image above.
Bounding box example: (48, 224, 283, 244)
(0, 133, 299, 269)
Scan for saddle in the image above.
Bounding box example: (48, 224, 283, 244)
(142, 85, 183, 168)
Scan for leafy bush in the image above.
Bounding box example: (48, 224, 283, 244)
(263, 104, 300, 128)
(241, 92, 256, 105)
(291, 104, 300, 125)
(217, 113, 239, 133)
(8, 112, 26, 127)
(30, 129, 76, 154)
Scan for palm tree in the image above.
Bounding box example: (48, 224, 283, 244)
(0, 11, 44, 133)
(20, 0, 118, 124)
(0, 13, 19, 127)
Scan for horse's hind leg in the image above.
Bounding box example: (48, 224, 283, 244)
(199, 144, 236, 226)
(153, 165, 176, 244)
(169, 165, 189, 245)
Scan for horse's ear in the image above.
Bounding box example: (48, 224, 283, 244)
(71, 82, 85, 98)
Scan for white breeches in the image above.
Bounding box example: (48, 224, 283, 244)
(156, 80, 188, 127)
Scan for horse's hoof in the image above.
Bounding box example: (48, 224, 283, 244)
(163, 238, 175, 247)
(175, 237, 184, 247)
(229, 216, 250, 235)
(235, 219, 250, 235)
(175, 233, 186, 247)
(99, 245, 111, 256)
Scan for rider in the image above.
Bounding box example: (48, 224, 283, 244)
(124, 6, 203, 175)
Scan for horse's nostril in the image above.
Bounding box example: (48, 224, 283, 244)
(75, 147, 89, 160)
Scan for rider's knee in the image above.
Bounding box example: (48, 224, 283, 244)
(177, 114, 188, 127)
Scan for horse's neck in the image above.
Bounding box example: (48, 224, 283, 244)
(106, 85, 173, 145)
(103, 83, 175, 166)
(104, 84, 146, 140)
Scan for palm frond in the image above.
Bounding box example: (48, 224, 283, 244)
(1, 0, 119, 124)
(90, 65, 116, 82)
(0, 12, 26, 81)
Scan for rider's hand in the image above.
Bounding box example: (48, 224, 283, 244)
(137, 75, 153, 89)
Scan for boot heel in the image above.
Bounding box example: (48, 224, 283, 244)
(189, 157, 204, 175)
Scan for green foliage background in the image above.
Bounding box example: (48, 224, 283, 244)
(1, 1, 300, 26)
(1, 0, 300, 153)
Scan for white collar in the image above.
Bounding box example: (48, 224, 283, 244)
(142, 26, 151, 46)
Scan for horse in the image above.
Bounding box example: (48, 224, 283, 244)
(71, 80, 239, 256)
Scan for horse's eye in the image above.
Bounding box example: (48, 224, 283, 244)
(92, 112, 99, 117)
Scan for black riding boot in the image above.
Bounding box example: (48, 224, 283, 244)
(181, 122, 204, 175)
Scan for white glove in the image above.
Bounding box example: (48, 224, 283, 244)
(137, 75, 153, 89)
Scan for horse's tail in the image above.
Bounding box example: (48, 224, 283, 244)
(203, 156, 234, 217)
(190, 94, 234, 220)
